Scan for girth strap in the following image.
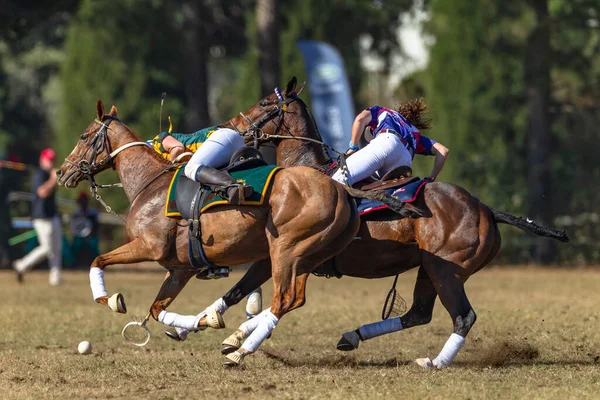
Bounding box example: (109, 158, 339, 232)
(187, 186, 219, 270)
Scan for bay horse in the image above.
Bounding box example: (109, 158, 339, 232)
(176, 78, 568, 368)
(57, 100, 407, 337)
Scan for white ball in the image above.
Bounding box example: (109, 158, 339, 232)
(78, 341, 92, 355)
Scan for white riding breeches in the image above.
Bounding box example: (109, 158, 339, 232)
(184, 128, 246, 179)
(332, 132, 412, 186)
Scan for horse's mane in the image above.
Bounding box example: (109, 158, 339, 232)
(290, 95, 334, 165)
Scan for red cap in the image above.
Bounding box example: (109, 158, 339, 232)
(40, 148, 56, 162)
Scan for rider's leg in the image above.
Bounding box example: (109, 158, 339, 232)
(183, 128, 252, 204)
(331, 132, 404, 186)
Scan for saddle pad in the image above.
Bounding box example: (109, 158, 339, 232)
(356, 178, 428, 216)
(165, 165, 282, 217)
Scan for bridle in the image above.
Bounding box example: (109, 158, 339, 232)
(63, 115, 170, 223)
(64, 116, 120, 176)
(229, 87, 350, 182)
(229, 88, 342, 159)
(229, 89, 298, 148)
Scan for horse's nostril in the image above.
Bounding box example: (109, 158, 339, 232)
(56, 170, 63, 177)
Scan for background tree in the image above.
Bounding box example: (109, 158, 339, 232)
(526, 0, 553, 264)
(256, 0, 279, 97)
(0, 0, 597, 263)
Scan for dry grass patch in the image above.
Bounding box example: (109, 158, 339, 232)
(0, 267, 599, 399)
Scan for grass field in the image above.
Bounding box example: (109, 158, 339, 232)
(1, 267, 599, 399)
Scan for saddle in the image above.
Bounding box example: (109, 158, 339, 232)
(170, 147, 273, 275)
(174, 147, 268, 220)
(353, 166, 419, 192)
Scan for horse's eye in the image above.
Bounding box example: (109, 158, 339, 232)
(259, 100, 270, 107)
(80, 133, 88, 141)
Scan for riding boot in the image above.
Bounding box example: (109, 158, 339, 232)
(193, 166, 253, 205)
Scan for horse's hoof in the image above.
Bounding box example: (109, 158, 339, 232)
(415, 357, 434, 369)
(206, 307, 225, 329)
(336, 331, 359, 351)
(223, 351, 243, 367)
(164, 329, 185, 342)
(107, 293, 127, 314)
(221, 336, 241, 355)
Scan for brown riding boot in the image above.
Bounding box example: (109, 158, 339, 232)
(193, 166, 253, 205)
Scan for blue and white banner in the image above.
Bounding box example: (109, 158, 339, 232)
(297, 40, 354, 155)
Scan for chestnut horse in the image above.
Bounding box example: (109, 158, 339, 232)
(57, 100, 408, 337)
(177, 78, 567, 368)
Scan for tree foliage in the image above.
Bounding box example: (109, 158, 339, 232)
(0, 0, 597, 262)
(422, 0, 599, 262)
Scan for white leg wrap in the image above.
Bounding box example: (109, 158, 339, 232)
(239, 308, 271, 336)
(241, 311, 278, 353)
(209, 298, 229, 315)
(89, 267, 108, 300)
(432, 333, 465, 369)
(158, 310, 200, 330)
(358, 317, 403, 340)
(246, 288, 263, 318)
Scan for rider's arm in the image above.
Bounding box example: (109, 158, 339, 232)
(162, 135, 185, 159)
(347, 109, 373, 155)
(429, 142, 449, 181)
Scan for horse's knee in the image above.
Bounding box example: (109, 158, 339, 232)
(453, 308, 476, 336)
(414, 310, 433, 326)
(401, 305, 433, 328)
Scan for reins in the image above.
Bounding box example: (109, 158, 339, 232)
(65, 116, 179, 225)
(232, 89, 352, 184)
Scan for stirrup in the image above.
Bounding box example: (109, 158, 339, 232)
(196, 267, 230, 280)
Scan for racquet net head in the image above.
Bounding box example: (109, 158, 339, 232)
(382, 287, 407, 320)
(122, 316, 151, 347)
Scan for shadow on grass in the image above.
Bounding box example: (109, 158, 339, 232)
(259, 348, 413, 368)
(259, 341, 600, 369)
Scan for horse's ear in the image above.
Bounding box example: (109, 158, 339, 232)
(96, 99, 105, 120)
(109, 105, 118, 117)
(285, 76, 298, 95)
(296, 81, 307, 96)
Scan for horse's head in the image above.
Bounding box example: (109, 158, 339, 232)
(236, 76, 307, 146)
(236, 77, 332, 169)
(58, 99, 119, 188)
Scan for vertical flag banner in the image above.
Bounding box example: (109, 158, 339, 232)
(297, 40, 355, 155)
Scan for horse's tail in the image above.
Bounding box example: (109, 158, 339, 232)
(490, 208, 569, 243)
(342, 186, 411, 217)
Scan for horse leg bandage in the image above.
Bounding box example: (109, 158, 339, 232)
(210, 298, 229, 315)
(239, 308, 272, 336)
(358, 317, 403, 340)
(89, 267, 108, 300)
(432, 333, 465, 368)
(158, 311, 200, 330)
(241, 311, 278, 353)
